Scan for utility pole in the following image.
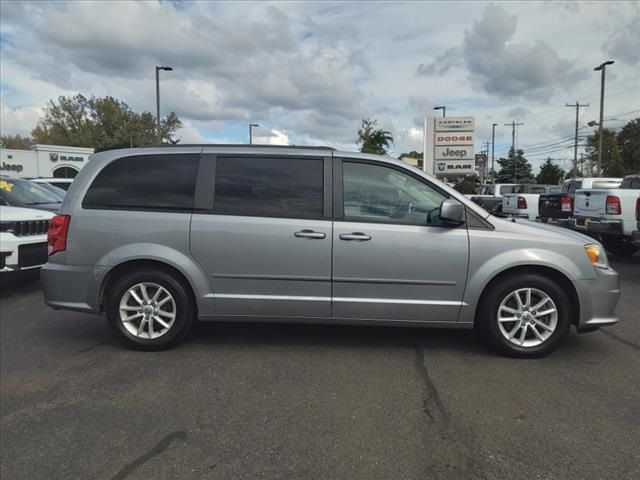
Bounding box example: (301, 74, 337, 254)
(566, 101, 589, 174)
(505, 121, 523, 182)
(594, 60, 614, 176)
(483, 141, 490, 183)
(491, 123, 497, 184)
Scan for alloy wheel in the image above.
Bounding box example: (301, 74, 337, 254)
(118, 282, 176, 339)
(497, 288, 558, 348)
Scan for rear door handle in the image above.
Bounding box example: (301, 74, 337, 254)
(339, 232, 371, 241)
(294, 230, 326, 239)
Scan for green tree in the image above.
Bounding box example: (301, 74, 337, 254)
(0, 133, 34, 149)
(454, 174, 480, 194)
(536, 158, 564, 185)
(617, 118, 640, 174)
(32, 94, 183, 151)
(357, 118, 393, 155)
(584, 128, 623, 177)
(496, 147, 535, 183)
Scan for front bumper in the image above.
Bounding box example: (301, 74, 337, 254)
(575, 266, 620, 329)
(0, 233, 49, 272)
(41, 262, 105, 314)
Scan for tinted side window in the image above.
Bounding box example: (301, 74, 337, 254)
(342, 161, 446, 226)
(213, 156, 323, 219)
(567, 181, 581, 193)
(83, 154, 199, 210)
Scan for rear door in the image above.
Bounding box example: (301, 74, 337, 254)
(331, 158, 469, 323)
(190, 153, 333, 317)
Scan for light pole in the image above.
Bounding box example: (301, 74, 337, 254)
(594, 60, 614, 176)
(155, 66, 173, 144)
(433, 105, 446, 117)
(249, 124, 260, 144)
(491, 123, 497, 183)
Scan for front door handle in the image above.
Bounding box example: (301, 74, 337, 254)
(294, 230, 326, 239)
(339, 232, 371, 241)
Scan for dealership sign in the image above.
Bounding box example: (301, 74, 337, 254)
(435, 161, 474, 173)
(435, 117, 475, 132)
(434, 134, 474, 146)
(434, 146, 474, 160)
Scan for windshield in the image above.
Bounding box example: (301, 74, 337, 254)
(0, 178, 63, 206)
(35, 182, 67, 200)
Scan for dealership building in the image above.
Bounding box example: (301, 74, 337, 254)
(0, 144, 94, 179)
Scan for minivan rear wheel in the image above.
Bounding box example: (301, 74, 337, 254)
(106, 268, 194, 350)
(478, 273, 572, 358)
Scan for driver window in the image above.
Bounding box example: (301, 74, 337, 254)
(342, 161, 446, 225)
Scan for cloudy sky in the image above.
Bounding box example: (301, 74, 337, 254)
(1, 0, 638, 171)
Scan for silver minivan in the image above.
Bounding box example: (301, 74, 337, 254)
(42, 146, 620, 357)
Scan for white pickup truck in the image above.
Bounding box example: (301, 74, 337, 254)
(0, 205, 54, 273)
(574, 174, 640, 256)
(468, 183, 521, 215)
(501, 184, 561, 220)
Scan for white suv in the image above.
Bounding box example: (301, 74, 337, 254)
(0, 206, 54, 273)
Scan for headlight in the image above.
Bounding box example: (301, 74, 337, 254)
(585, 244, 609, 269)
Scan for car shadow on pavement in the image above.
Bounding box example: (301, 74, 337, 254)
(0, 270, 42, 299)
(185, 320, 598, 359)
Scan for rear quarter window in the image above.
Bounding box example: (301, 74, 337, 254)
(83, 154, 199, 211)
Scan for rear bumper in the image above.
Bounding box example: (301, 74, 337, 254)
(632, 230, 640, 247)
(574, 267, 620, 329)
(41, 262, 105, 314)
(582, 217, 624, 236)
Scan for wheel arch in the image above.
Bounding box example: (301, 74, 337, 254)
(99, 259, 204, 316)
(473, 265, 580, 327)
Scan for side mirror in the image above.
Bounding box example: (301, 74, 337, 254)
(439, 199, 465, 225)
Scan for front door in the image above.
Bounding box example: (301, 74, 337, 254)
(190, 154, 332, 317)
(332, 159, 469, 323)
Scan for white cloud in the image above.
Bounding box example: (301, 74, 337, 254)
(253, 128, 290, 146)
(0, 105, 42, 137)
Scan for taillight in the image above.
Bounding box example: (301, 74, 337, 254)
(561, 195, 573, 213)
(636, 197, 639, 221)
(517, 196, 527, 209)
(48, 215, 71, 255)
(605, 195, 621, 215)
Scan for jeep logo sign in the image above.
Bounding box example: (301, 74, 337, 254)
(434, 146, 473, 160)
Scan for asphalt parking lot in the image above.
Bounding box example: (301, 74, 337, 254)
(1, 255, 638, 480)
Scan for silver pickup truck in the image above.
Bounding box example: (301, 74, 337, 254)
(574, 174, 640, 256)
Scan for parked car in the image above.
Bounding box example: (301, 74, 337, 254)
(1, 205, 53, 273)
(502, 185, 561, 220)
(42, 146, 619, 357)
(574, 174, 640, 256)
(0, 177, 62, 212)
(30, 177, 74, 192)
(539, 177, 622, 224)
(30, 181, 67, 201)
(470, 183, 521, 215)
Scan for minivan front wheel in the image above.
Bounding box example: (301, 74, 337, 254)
(479, 274, 571, 357)
(106, 269, 194, 350)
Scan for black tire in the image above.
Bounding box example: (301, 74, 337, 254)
(600, 236, 639, 257)
(477, 273, 572, 358)
(106, 268, 195, 350)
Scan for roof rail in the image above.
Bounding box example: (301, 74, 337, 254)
(136, 143, 336, 151)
